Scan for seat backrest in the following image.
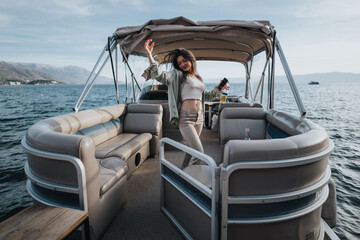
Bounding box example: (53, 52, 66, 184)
(218, 101, 263, 115)
(25, 105, 127, 186)
(222, 139, 330, 195)
(266, 109, 312, 136)
(219, 109, 333, 239)
(124, 103, 163, 155)
(136, 101, 183, 149)
(219, 107, 266, 145)
(222, 109, 332, 195)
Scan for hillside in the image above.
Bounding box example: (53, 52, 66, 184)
(1, 60, 359, 86)
(0, 62, 63, 85)
(205, 72, 360, 84)
(275, 72, 360, 83)
(6, 62, 114, 84)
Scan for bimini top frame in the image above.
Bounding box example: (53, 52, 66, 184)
(114, 16, 273, 68)
(74, 16, 306, 116)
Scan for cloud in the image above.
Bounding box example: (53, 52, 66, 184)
(50, 0, 94, 16)
(1, 0, 360, 75)
(181, 0, 241, 6)
(0, 13, 14, 27)
(0, 0, 97, 18)
(292, 0, 360, 21)
(107, 0, 148, 11)
(35, 0, 97, 17)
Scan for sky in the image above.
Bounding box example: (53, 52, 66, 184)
(1, 0, 360, 79)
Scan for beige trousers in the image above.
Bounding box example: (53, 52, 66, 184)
(179, 110, 204, 168)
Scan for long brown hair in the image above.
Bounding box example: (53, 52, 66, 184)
(162, 48, 203, 81)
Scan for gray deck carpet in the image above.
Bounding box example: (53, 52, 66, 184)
(101, 128, 222, 239)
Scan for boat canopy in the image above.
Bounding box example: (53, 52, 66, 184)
(75, 17, 306, 116)
(114, 16, 274, 67)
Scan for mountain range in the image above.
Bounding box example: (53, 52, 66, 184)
(0, 61, 114, 85)
(275, 72, 360, 83)
(206, 72, 360, 84)
(1, 61, 359, 85)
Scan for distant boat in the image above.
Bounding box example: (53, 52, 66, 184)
(309, 81, 320, 85)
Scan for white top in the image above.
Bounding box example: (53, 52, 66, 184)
(181, 76, 205, 101)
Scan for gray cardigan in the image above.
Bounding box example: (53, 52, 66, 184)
(149, 64, 220, 128)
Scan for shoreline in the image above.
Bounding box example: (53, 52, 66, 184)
(0, 80, 64, 86)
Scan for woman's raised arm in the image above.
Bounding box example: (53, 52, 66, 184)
(144, 39, 156, 65)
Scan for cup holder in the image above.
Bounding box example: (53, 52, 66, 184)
(135, 153, 141, 166)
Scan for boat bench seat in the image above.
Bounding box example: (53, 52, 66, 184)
(99, 157, 128, 195)
(219, 107, 330, 193)
(219, 107, 267, 145)
(216, 107, 334, 239)
(139, 99, 184, 149)
(161, 107, 335, 240)
(23, 103, 163, 239)
(95, 133, 152, 160)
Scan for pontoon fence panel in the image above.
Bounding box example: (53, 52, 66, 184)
(159, 138, 220, 240)
(21, 138, 88, 211)
(220, 141, 333, 239)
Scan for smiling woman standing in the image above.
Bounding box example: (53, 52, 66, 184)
(143, 39, 228, 168)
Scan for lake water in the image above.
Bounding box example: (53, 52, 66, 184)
(0, 82, 359, 239)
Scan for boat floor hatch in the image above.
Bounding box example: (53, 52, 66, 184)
(102, 128, 222, 239)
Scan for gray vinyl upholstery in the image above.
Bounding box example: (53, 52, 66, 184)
(138, 99, 183, 148)
(217, 101, 263, 114)
(24, 103, 163, 239)
(124, 103, 163, 156)
(220, 107, 333, 239)
(219, 107, 267, 145)
(222, 108, 331, 194)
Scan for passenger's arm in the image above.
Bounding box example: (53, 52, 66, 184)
(204, 87, 221, 101)
(204, 81, 229, 101)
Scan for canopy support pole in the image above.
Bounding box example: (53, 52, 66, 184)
(268, 31, 276, 110)
(120, 51, 142, 103)
(275, 36, 306, 116)
(74, 46, 106, 111)
(108, 37, 119, 104)
(124, 62, 128, 103)
(260, 58, 269, 104)
(245, 68, 249, 99)
(254, 56, 270, 102)
(73, 40, 117, 112)
(131, 73, 136, 102)
(115, 44, 119, 101)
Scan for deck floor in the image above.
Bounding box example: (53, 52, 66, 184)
(102, 128, 221, 239)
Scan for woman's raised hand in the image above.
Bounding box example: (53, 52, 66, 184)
(144, 39, 155, 56)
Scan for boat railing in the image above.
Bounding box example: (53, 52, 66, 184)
(159, 137, 220, 240)
(219, 132, 334, 239)
(21, 138, 88, 211)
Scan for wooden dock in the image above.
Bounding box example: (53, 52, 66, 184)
(0, 203, 89, 240)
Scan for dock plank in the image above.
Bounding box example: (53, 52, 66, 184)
(0, 203, 88, 240)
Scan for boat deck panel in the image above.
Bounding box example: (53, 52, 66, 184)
(102, 128, 222, 239)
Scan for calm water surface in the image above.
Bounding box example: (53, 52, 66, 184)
(0, 82, 359, 239)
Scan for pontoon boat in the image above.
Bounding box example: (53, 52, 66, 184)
(21, 17, 338, 240)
